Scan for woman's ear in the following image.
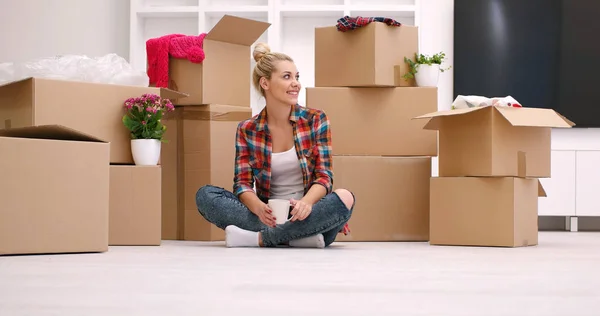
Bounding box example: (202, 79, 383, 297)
(260, 77, 269, 91)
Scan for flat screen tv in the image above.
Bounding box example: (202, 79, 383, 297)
(453, 0, 600, 128)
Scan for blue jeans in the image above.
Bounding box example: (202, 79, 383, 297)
(195, 185, 354, 247)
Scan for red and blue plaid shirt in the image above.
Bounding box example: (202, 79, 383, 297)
(233, 104, 333, 202)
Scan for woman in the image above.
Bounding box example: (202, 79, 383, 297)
(195, 42, 355, 248)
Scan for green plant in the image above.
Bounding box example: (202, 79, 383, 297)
(122, 93, 175, 141)
(403, 52, 452, 80)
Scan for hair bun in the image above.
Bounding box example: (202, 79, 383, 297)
(253, 42, 271, 62)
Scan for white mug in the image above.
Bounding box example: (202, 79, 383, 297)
(268, 199, 292, 225)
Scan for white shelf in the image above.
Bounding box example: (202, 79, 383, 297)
(137, 6, 199, 18)
(204, 5, 269, 16)
(279, 5, 344, 18)
(349, 4, 416, 12)
(129, 0, 419, 112)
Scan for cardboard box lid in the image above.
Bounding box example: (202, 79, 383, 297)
(0, 77, 188, 101)
(0, 125, 107, 143)
(414, 106, 575, 130)
(205, 15, 270, 46)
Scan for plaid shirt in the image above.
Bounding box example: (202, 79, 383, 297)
(233, 104, 333, 202)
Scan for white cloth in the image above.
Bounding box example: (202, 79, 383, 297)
(270, 146, 304, 201)
(451, 95, 522, 110)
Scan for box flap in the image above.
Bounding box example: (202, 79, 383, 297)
(413, 106, 575, 130)
(205, 15, 270, 46)
(0, 125, 106, 142)
(159, 88, 188, 100)
(0, 77, 34, 89)
(495, 107, 575, 128)
(412, 107, 486, 130)
(537, 180, 547, 197)
(182, 104, 252, 122)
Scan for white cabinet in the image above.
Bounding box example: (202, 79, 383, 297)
(576, 151, 600, 216)
(539, 150, 576, 216)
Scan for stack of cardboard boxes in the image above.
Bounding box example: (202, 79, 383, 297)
(414, 106, 574, 247)
(307, 22, 439, 241)
(159, 15, 269, 242)
(0, 15, 269, 255)
(0, 77, 185, 255)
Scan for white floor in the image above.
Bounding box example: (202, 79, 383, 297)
(1, 232, 600, 316)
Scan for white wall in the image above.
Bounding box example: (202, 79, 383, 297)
(0, 0, 130, 63)
(419, 0, 454, 112)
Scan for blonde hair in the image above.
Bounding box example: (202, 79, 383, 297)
(252, 42, 294, 97)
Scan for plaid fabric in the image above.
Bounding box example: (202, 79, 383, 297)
(336, 16, 402, 32)
(233, 104, 333, 202)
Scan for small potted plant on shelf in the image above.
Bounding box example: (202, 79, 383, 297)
(122, 93, 175, 166)
(403, 52, 452, 87)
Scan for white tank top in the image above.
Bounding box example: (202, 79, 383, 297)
(270, 146, 305, 200)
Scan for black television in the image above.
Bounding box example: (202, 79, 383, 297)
(453, 0, 600, 128)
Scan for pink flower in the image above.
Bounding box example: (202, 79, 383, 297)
(142, 120, 147, 125)
(146, 106, 154, 113)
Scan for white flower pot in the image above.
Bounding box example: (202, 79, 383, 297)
(131, 139, 161, 166)
(415, 64, 440, 87)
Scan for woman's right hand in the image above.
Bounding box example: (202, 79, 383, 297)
(252, 202, 277, 228)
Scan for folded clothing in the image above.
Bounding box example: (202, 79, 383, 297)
(451, 95, 523, 110)
(146, 33, 207, 88)
(336, 16, 402, 32)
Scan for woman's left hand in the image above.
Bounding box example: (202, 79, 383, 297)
(289, 199, 312, 221)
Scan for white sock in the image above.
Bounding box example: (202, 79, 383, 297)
(289, 234, 325, 249)
(225, 225, 259, 248)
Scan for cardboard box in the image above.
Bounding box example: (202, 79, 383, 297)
(333, 156, 431, 242)
(0, 125, 110, 255)
(430, 176, 547, 247)
(168, 15, 270, 106)
(414, 106, 574, 178)
(0, 77, 186, 164)
(315, 23, 418, 87)
(109, 165, 162, 246)
(161, 105, 253, 241)
(307, 87, 438, 156)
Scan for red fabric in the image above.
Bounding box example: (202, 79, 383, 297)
(146, 33, 207, 88)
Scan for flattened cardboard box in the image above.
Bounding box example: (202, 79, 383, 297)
(414, 106, 574, 178)
(315, 23, 418, 87)
(430, 177, 547, 248)
(0, 77, 186, 164)
(333, 156, 431, 242)
(161, 105, 252, 241)
(168, 15, 270, 106)
(0, 125, 110, 255)
(307, 87, 438, 156)
(109, 165, 162, 246)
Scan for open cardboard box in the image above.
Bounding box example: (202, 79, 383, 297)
(168, 15, 270, 106)
(413, 106, 574, 178)
(0, 77, 187, 164)
(0, 125, 110, 255)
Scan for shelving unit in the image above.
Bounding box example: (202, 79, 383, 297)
(129, 0, 420, 113)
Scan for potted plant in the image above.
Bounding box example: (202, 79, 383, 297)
(403, 52, 452, 87)
(122, 93, 175, 166)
